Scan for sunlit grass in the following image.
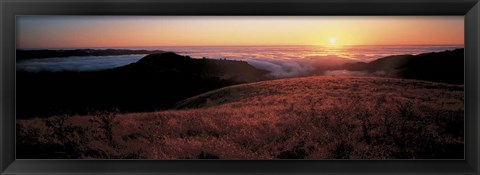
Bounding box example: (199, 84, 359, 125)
(17, 76, 464, 159)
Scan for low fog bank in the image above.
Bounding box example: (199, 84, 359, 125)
(16, 53, 357, 78)
(246, 59, 315, 78)
(16, 48, 464, 84)
(17, 55, 145, 72)
(246, 55, 356, 78)
(12, 53, 396, 79)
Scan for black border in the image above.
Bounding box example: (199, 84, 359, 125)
(1, 0, 479, 174)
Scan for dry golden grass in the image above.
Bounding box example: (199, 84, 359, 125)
(17, 76, 464, 159)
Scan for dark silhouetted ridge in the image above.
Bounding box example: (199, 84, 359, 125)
(137, 52, 191, 65)
(110, 52, 268, 82)
(333, 48, 464, 84)
(16, 49, 166, 60)
(16, 52, 268, 118)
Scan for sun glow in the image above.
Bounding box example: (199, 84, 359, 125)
(16, 16, 464, 49)
(328, 37, 337, 45)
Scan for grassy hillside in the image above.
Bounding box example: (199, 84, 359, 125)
(17, 76, 464, 159)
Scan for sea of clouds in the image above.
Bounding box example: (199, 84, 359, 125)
(17, 45, 462, 78)
(17, 55, 145, 72)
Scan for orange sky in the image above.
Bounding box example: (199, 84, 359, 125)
(16, 16, 464, 49)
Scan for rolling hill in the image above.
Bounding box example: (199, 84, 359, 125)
(17, 76, 464, 159)
(330, 48, 464, 84)
(16, 52, 268, 118)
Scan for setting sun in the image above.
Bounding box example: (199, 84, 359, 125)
(328, 37, 337, 45)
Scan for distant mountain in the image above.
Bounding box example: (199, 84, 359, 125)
(16, 49, 166, 60)
(331, 48, 464, 84)
(16, 52, 268, 118)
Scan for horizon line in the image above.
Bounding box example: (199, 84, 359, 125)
(17, 43, 465, 50)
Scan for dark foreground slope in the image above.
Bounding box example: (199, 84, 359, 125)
(16, 52, 268, 118)
(18, 76, 464, 159)
(331, 48, 464, 84)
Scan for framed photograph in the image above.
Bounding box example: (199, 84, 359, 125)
(1, 0, 479, 174)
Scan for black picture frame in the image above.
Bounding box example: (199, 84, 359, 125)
(1, 0, 479, 174)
